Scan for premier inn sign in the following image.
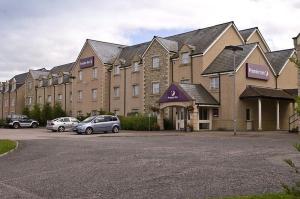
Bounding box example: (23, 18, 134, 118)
(80, 56, 94, 69)
(246, 63, 269, 81)
(159, 83, 192, 103)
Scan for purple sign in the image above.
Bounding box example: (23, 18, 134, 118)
(159, 84, 192, 103)
(246, 63, 269, 81)
(80, 56, 94, 69)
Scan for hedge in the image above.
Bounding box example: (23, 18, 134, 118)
(119, 114, 160, 131)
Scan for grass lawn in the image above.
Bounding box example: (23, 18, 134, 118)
(224, 193, 297, 199)
(0, 140, 17, 155)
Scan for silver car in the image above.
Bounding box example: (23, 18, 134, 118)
(74, 115, 120, 134)
(46, 117, 80, 132)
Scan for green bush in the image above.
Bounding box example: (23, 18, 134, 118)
(22, 106, 30, 117)
(53, 103, 66, 119)
(40, 103, 53, 126)
(31, 104, 41, 122)
(0, 119, 5, 127)
(163, 118, 173, 130)
(119, 114, 159, 131)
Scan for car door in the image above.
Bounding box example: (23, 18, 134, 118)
(92, 117, 105, 132)
(102, 116, 113, 131)
(70, 118, 79, 129)
(63, 118, 72, 130)
(21, 117, 31, 127)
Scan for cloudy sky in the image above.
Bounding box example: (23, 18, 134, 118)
(0, 0, 299, 81)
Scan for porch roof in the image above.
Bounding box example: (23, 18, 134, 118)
(159, 83, 219, 106)
(240, 85, 296, 101)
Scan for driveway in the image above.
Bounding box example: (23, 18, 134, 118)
(0, 128, 300, 199)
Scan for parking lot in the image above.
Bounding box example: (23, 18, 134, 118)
(1, 128, 300, 199)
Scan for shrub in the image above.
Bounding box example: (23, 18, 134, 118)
(119, 114, 159, 131)
(31, 104, 41, 122)
(40, 103, 53, 126)
(53, 102, 66, 119)
(22, 106, 30, 117)
(0, 119, 5, 127)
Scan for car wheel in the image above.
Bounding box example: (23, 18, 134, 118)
(13, 123, 20, 129)
(31, 123, 38, 128)
(58, 126, 65, 132)
(112, 126, 119, 133)
(85, 127, 93, 135)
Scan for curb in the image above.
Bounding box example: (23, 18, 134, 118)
(0, 140, 19, 158)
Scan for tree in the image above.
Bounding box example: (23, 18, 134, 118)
(53, 102, 66, 119)
(22, 106, 30, 117)
(31, 104, 41, 122)
(41, 103, 53, 126)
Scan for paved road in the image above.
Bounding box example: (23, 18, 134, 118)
(0, 129, 300, 199)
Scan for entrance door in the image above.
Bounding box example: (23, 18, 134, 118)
(199, 107, 210, 130)
(176, 108, 185, 130)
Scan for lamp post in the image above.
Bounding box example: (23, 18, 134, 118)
(224, 45, 243, 136)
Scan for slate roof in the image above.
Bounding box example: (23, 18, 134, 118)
(265, 49, 295, 75)
(179, 83, 219, 105)
(116, 21, 233, 66)
(240, 85, 295, 100)
(29, 68, 50, 80)
(87, 39, 126, 64)
(202, 43, 257, 75)
(12, 72, 28, 84)
(239, 28, 256, 41)
(50, 62, 74, 74)
(118, 42, 149, 67)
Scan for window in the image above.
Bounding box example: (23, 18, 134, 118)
(11, 98, 15, 106)
(11, 82, 16, 91)
(28, 97, 32, 105)
(78, 71, 83, 81)
(210, 77, 219, 90)
(28, 82, 32, 90)
(91, 110, 98, 116)
(152, 57, 160, 68)
(78, 91, 83, 101)
(181, 52, 190, 64)
(63, 118, 70, 122)
(58, 94, 62, 101)
(38, 96, 42, 104)
(114, 65, 120, 75)
(4, 99, 8, 107)
(114, 87, 120, 97)
(132, 62, 139, 72)
(5, 83, 9, 92)
(152, 82, 160, 94)
(132, 85, 139, 97)
(246, 109, 251, 121)
(47, 95, 52, 103)
(199, 107, 208, 120)
(58, 76, 63, 84)
(48, 78, 52, 85)
(39, 80, 43, 87)
(180, 79, 190, 84)
(92, 89, 97, 100)
(92, 68, 98, 79)
(213, 108, 219, 117)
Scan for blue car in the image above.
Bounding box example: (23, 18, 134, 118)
(74, 115, 120, 134)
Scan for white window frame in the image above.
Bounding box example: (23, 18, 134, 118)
(39, 80, 43, 87)
(181, 52, 190, 64)
(92, 68, 98, 79)
(152, 56, 160, 68)
(114, 65, 120, 75)
(79, 71, 83, 81)
(28, 97, 32, 105)
(38, 96, 42, 104)
(58, 94, 63, 101)
(92, 89, 97, 100)
(28, 82, 32, 90)
(48, 78, 52, 86)
(152, 82, 160, 94)
(132, 84, 139, 97)
(58, 76, 63, 84)
(210, 77, 220, 90)
(47, 95, 52, 103)
(114, 87, 120, 97)
(132, 62, 139, 72)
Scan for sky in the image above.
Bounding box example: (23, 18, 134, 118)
(0, 0, 299, 81)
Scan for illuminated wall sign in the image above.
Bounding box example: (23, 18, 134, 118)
(246, 63, 269, 81)
(80, 56, 94, 69)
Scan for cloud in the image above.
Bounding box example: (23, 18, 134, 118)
(0, 0, 299, 81)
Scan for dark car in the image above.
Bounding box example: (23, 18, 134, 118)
(6, 114, 39, 129)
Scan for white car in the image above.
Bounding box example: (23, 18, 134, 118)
(46, 117, 80, 132)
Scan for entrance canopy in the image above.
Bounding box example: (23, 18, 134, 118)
(240, 85, 297, 101)
(159, 83, 219, 107)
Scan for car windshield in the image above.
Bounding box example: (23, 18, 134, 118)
(81, 116, 95, 123)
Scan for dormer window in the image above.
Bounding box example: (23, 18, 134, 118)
(28, 81, 32, 90)
(11, 81, 16, 91)
(181, 52, 190, 64)
(114, 65, 120, 75)
(48, 78, 52, 85)
(39, 80, 43, 87)
(5, 82, 9, 92)
(132, 62, 139, 72)
(58, 76, 63, 84)
(152, 57, 160, 68)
